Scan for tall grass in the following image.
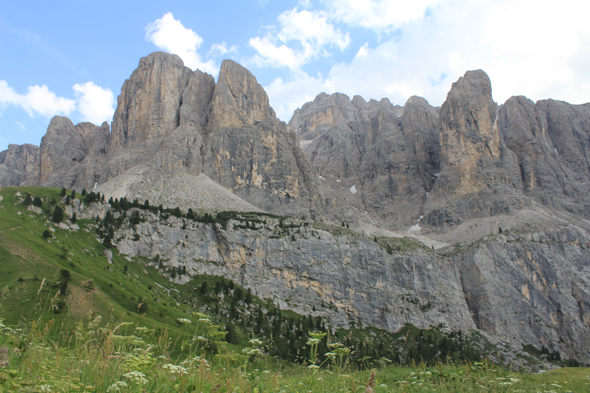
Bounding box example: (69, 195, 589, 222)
(1, 317, 589, 392)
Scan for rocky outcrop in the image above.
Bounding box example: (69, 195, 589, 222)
(291, 93, 439, 228)
(109, 208, 590, 363)
(498, 97, 590, 216)
(38, 117, 109, 187)
(208, 60, 275, 129)
(0, 144, 39, 186)
(110, 52, 194, 150)
(424, 70, 527, 228)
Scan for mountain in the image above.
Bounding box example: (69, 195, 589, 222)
(1, 52, 322, 220)
(1, 51, 590, 364)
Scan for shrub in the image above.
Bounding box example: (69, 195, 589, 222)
(42, 229, 52, 239)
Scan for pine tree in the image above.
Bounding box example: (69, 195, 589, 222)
(60, 187, 66, 197)
(71, 190, 76, 199)
(70, 212, 77, 224)
(52, 205, 64, 223)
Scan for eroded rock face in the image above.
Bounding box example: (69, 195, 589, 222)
(497, 97, 590, 216)
(109, 210, 590, 363)
(14, 52, 321, 218)
(38, 117, 110, 188)
(292, 93, 439, 228)
(0, 144, 39, 186)
(425, 70, 527, 228)
(208, 60, 275, 129)
(110, 52, 193, 150)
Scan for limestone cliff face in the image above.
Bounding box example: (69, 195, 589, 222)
(497, 97, 590, 216)
(108, 210, 590, 363)
(38, 116, 109, 187)
(0, 144, 39, 186)
(291, 93, 438, 228)
(3, 55, 590, 231)
(110, 52, 193, 150)
(208, 60, 275, 129)
(21, 52, 321, 218)
(425, 70, 526, 228)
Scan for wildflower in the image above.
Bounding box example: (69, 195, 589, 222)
(306, 338, 321, 345)
(106, 381, 128, 392)
(177, 318, 192, 324)
(39, 385, 52, 392)
(249, 338, 263, 346)
(163, 364, 188, 375)
(308, 365, 320, 369)
(123, 371, 149, 385)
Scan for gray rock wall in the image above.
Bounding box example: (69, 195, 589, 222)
(112, 211, 590, 362)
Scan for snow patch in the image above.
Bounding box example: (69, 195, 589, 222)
(408, 223, 421, 233)
(94, 182, 98, 189)
(350, 185, 357, 194)
(318, 175, 325, 180)
(433, 173, 440, 178)
(554, 148, 559, 155)
(336, 179, 341, 183)
(425, 192, 429, 197)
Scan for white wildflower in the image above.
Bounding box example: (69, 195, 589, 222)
(177, 318, 192, 324)
(106, 381, 128, 392)
(123, 371, 149, 385)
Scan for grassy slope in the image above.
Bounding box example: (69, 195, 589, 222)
(0, 186, 220, 349)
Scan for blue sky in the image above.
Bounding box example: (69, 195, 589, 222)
(1, 0, 589, 151)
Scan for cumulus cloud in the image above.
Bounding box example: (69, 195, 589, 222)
(249, 7, 350, 69)
(209, 42, 238, 57)
(146, 12, 218, 75)
(0, 80, 115, 124)
(322, 0, 441, 31)
(73, 82, 115, 124)
(0, 80, 76, 117)
(266, 0, 590, 121)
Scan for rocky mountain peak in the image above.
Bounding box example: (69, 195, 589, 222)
(440, 69, 500, 167)
(424, 70, 525, 227)
(208, 59, 275, 129)
(109, 51, 193, 150)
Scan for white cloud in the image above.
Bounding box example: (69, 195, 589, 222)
(0, 80, 115, 125)
(265, 0, 590, 121)
(249, 7, 350, 69)
(322, 0, 441, 31)
(73, 82, 115, 124)
(16, 121, 26, 131)
(209, 42, 238, 57)
(145, 12, 218, 75)
(0, 80, 75, 117)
